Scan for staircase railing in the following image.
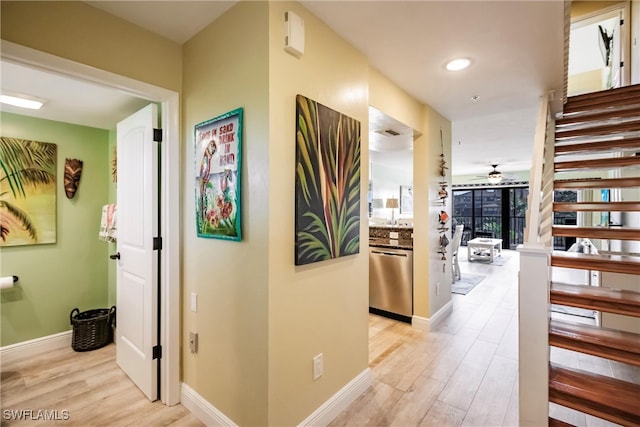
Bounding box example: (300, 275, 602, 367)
(518, 92, 555, 426)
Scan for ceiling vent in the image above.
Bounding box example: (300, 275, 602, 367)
(375, 128, 401, 137)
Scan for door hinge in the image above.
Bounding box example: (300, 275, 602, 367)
(621, 61, 624, 67)
(153, 237, 162, 250)
(620, 19, 624, 26)
(153, 345, 162, 359)
(153, 128, 162, 142)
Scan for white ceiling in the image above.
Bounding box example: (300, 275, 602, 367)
(0, 1, 565, 177)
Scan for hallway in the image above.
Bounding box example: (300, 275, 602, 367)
(330, 249, 521, 426)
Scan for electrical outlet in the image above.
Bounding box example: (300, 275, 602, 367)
(436, 282, 440, 295)
(313, 353, 323, 380)
(189, 332, 198, 354)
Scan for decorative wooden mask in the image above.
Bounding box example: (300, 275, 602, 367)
(64, 158, 83, 199)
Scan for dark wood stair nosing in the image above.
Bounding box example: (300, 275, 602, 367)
(566, 84, 640, 99)
(552, 225, 640, 241)
(549, 319, 640, 367)
(555, 156, 640, 172)
(557, 107, 640, 126)
(563, 96, 640, 114)
(549, 281, 640, 317)
(554, 177, 640, 189)
(553, 201, 640, 212)
(555, 119, 640, 139)
(548, 417, 575, 427)
(554, 137, 640, 155)
(549, 363, 640, 426)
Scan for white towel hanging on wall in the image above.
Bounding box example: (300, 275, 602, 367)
(99, 204, 117, 242)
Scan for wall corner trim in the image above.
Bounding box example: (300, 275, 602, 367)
(412, 300, 453, 332)
(180, 383, 238, 427)
(0, 330, 72, 364)
(298, 367, 372, 427)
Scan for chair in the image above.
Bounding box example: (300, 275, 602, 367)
(451, 225, 464, 282)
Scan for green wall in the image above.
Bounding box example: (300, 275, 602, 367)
(1, 112, 110, 346)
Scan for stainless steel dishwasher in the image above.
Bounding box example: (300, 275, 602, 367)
(369, 247, 413, 321)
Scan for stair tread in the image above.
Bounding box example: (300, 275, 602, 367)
(555, 156, 640, 172)
(554, 201, 640, 212)
(549, 319, 640, 364)
(555, 137, 640, 154)
(555, 119, 640, 139)
(548, 417, 575, 427)
(552, 225, 640, 240)
(551, 250, 640, 275)
(549, 363, 640, 426)
(564, 85, 640, 114)
(557, 106, 640, 126)
(554, 177, 640, 189)
(565, 84, 640, 104)
(550, 282, 640, 317)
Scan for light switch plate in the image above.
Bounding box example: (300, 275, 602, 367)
(190, 292, 197, 312)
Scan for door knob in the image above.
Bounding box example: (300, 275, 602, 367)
(109, 252, 121, 260)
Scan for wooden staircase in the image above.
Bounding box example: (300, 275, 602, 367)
(548, 84, 640, 426)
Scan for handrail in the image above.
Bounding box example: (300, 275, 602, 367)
(524, 92, 555, 248)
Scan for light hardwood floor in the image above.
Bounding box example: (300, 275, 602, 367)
(331, 249, 636, 427)
(0, 344, 203, 426)
(3, 249, 635, 426)
(330, 249, 522, 427)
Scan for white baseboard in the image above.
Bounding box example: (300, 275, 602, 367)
(412, 300, 453, 332)
(0, 330, 72, 365)
(298, 367, 372, 427)
(181, 383, 238, 427)
(181, 368, 371, 427)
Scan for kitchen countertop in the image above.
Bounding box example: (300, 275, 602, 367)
(369, 238, 413, 251)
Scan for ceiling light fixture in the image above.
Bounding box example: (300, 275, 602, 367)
(446, 58, 471, 71)
(487, 164, 503, 184)
(0, 94, 45, 110)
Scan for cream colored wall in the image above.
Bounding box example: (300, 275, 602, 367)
(568, 69, 605, 96)
(368, 68, 452, 321)
(267, 3, 370, 425)
(182, 2, 270, 426)
(369, 68, 424, 133)
(419, 107, 452, 317)
(571, 1, 627, 19)
(0, 1, 182, 92)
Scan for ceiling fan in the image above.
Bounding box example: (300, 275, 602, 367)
(474, 164, 518, 184)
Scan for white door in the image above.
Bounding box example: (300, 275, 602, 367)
(115, 104, 159, 401)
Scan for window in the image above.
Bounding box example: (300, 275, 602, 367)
(453, 186, 529, 249)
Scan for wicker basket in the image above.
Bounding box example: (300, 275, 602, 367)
(70, 306, 116, 352)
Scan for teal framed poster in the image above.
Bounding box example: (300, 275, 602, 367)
(194, 108, 243, 241)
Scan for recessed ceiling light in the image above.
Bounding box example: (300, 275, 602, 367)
(0, 94, 45, 110)
(446, 58, 471, 71)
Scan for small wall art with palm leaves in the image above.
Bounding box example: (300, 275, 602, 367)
(295, 95, 361, 265)
(0, 137, 57, 246)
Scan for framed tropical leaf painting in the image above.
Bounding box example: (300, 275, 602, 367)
(0, 137, 57, 246)
(295, 95, 361, 265)
(194, 108, 243, 241)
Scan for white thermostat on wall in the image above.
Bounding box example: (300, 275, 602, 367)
(284, 10, 305, 56)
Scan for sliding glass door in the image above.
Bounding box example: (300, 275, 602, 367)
(453, 186, 529, 249)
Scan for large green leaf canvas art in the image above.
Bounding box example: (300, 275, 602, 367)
(295, 95, 361, 265)
(0, 137, 57, 246)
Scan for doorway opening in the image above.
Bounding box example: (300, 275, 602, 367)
(1, 41, 181, 405)
(568, 2, 630, 96)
